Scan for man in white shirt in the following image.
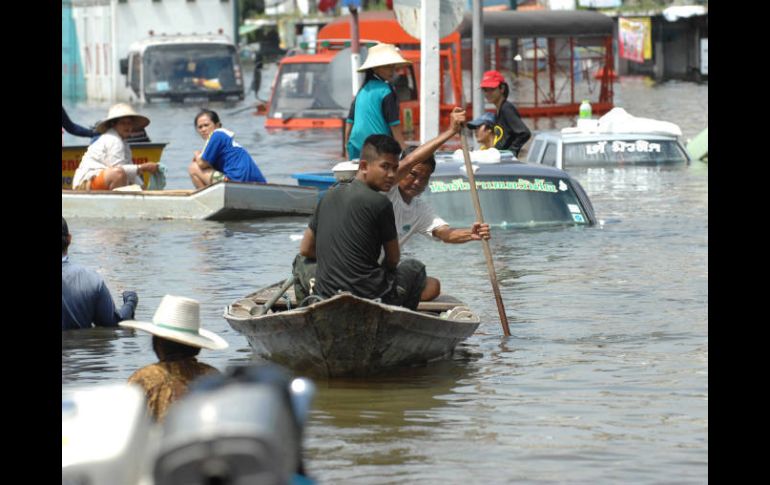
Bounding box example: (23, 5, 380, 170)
(389, 144, 490, 301)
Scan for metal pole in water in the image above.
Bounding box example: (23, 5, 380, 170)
(472, 0, 484, 120)
(420, 0, 440, 143)
(350, 7, 361, 95)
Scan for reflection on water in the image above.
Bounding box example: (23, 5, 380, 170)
(62, 77, 707, 483)
(62, 328, 141, 385)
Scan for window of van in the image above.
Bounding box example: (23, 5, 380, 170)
(393, 66, 417, 102)
(528, 139, 544, 163)
(441, 56, 455, 105)
(143, 43, 241, 96)
(130, 54, 142, 96)
(542, 142, 557, 166)
(270, 63, 346, 117)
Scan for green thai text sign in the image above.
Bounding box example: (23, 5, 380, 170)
(429, 178, 558, 194)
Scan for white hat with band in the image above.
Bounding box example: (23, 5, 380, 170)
(119, 295, 228, 350)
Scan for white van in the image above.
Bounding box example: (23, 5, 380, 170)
(120, 34, 245, 103)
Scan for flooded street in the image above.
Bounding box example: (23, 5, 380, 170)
(62, 73, 707, 483)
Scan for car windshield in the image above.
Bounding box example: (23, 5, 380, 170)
(563, 139, 688, 165)
(144, 44, 240, 94)
(269, 63, 347, 118)
(423, 176, 590, 228)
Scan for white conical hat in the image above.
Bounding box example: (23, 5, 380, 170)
(357, 43, 411, 72)
(120, 295, 228, 350)
(94, 103, 151, 134)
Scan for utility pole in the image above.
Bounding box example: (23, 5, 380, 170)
(472, 0, 484, 119)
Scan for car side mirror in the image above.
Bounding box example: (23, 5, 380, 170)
(119, 58, 128, 75)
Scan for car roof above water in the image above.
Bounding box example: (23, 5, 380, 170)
(432, 156, 577, 180)
(532, 130, 681, 144)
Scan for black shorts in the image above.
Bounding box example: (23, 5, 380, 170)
(381, 258, 427, 311)
(291, 254, 426, 310)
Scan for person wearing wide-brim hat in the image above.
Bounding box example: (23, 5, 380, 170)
(344, 43, 411, 160)
(120, 295, 228, 422)
(478, 70, 531, 157)
(72, 103, 159, 191)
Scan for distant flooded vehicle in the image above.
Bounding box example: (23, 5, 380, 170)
(292, 153, 596, 229)
(266, 51, 350, 129)
(121, 34, 245, 103)
(527, 108, 691, 170)
(266, 46, 427, 132)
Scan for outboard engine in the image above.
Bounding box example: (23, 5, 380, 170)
(153, 364, 316, 485)
(62, 384, 154, 485)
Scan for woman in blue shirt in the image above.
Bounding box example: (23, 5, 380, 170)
(343, 43, 410, 160)
(188, 109, 267, 188)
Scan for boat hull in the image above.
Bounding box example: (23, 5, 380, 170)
(225, 290, 480, 378)
(62, 182, 317, 221)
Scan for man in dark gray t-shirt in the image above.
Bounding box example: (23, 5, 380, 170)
(298, 135, 426, 310)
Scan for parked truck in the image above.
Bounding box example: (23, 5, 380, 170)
(63, 0, 237, 102)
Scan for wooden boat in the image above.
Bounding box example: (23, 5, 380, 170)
(224, 281, 480, 378)
(62, 142, 167, 189)
(62, 181, 318, 221)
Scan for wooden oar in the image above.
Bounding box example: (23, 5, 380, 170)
(253, 276, 295, 316)
(459, 126, 511, 336)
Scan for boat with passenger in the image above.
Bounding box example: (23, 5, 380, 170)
(224, 280, 480, 378)
(62, 142, 167, 189)
(63, 142, 317, 220)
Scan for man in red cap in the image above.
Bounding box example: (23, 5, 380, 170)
(479, 70, 531, 157)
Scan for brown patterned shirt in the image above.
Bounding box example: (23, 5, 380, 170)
(127, 358, 220, 422)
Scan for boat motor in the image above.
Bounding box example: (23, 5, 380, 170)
(62, 383, 154, 485)
(153, 364, 316, 485)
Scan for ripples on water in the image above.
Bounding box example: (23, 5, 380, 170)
(62, 75, 707, 483)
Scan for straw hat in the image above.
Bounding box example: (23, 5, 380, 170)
(95, 103, 151, 134)
(357, 43, 411, 72)
(119, 295, 229, 350)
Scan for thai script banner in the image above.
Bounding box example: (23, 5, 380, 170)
(619, 17, 651, 63)
(585, 140, 661, 155)
(429, 178, 558, 194)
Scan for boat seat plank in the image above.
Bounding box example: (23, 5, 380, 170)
(245, 284, 467, 313)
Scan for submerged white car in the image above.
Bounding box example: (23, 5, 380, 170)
(527, 108, 692, 170)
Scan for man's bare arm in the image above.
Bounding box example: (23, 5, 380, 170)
(382, 239, 400, 271)
(395, 107, 466, 181)
(299, 227, 316, 259)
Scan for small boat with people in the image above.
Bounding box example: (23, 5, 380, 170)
(62, 142, 167, 189)
(526, 107, 692, 170)
(62, 140, 318, 221)
(62, 181, 318, 221)
(224, 280, 480, 378)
